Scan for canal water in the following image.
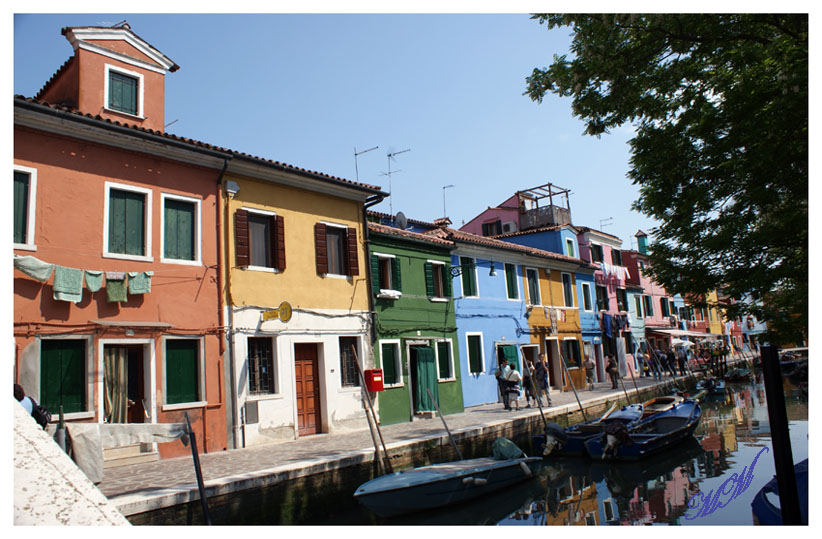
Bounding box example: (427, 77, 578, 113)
(320, 374, 807, 525)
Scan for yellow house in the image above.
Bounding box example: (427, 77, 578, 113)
(705, 290, 724, 336)
(525, 264, 586, 392)
(220, 159, 383, 448)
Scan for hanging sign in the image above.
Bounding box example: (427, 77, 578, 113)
(278, 301, 292, 323)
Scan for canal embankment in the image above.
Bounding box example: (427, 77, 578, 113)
(98, 364, 742, 524)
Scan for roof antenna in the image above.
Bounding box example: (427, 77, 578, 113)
(599, 217, 614, 230)
(110, 20, 129, 28)
(353, 145, 378, 183)
(380, 148, 410, 216)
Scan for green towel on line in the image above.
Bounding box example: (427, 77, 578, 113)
(106, 273, 127, 303)
(85, 270, 103, 292)
(128, 271, 153, 294)
(13, 255, 55, 282)
(53, 266, 84, 303)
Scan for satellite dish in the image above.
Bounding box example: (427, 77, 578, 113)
(395, 212, 408, 230)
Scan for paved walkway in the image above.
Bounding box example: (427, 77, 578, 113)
(97, 370, 707, 515)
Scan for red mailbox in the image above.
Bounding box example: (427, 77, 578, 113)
(364, 369, 384, 392)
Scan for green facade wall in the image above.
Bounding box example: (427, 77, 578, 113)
(369, 233, 464, 425)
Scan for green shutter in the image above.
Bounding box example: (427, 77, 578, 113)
(505, 264, 518, 299)
(164, 198, 195, 260)
(40, 340, 85, 414)
(460, 257, 476, 296)
(109, 189, 145, 256)
(424, 262, 434, 297)
(109, 71, 138, 115)
(165, 340, 198, 404)
(391, 257, 402, 292)
(370, 254, 381, 294)
(381, 343, 397, 385)
(14, 171, 29, 244)
(437, 341, 450, 379)
(443, 264, 453, 297)
(412, 346, 438, 412)
(467, 335, 482, 373)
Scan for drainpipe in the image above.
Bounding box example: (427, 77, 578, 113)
(362, 195, 385, 347)
(215, 158, 241, 450)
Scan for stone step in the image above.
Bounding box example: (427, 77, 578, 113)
(103, 444, 159, 469)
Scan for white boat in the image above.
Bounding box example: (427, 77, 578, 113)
(354, 454, 541, 517)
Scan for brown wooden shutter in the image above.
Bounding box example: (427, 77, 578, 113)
(234, 209, 249, 267)
(314, 223, 328, 275)
(346, 227, 359, 277)
(272, 215, 286, 271)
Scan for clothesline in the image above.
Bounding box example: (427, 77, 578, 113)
(14, 254, 153, 304)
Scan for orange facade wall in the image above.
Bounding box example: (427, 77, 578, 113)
(14, 125, 225, 458)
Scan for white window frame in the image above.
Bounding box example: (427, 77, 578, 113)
(13, 164, 38, 251)
(104, 64, 145, 119)
(561, 272, 575, 308)
(246, 334, 279, 398)
(428, 259, 449, 302)
(379, 339, 403, 388)
(322, 221, 351, 279)
(103, 181, 153, 262)
(374, 252, 400, 296)
(39, 334, 95, 421)
(565, 238, 577, 258)
(160, 192, 202, 266)
(581, 282, 593, 312)
(465, 332, 485, 375)
(504, 262, 520, 301)
(97, 338, 156, 423)
(161, 335, 207, 410)
(525, 267, 541, 306)
(435, 338, 456, 382)
(244, 206, 280, 273)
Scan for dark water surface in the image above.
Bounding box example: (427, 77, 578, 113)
(319, 375, 808, 525)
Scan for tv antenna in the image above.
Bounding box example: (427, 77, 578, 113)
(353, 145, 378, 183)
(442, 185, 454, 218)
(380, 148, 410, 216)
(599, 217, 614, 230)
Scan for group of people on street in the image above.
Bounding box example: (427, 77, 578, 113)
(495, 355, 552, 411)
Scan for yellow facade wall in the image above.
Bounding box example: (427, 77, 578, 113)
(223, 173, 370, 311)
(706, 290, 723, 335)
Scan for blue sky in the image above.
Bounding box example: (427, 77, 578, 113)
(13, 12, 658, 248)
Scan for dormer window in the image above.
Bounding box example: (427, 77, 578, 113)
(105, 65, 143, 117)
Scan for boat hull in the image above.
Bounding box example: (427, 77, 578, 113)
(354, 456, 542, 517)
(532, 404, 644, 457)
(585, 400, 702, 460)
(751, 459, 808, 525)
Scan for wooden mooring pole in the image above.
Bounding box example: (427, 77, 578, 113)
(184, 412, 212, 525)
(760, 345, 802, 524)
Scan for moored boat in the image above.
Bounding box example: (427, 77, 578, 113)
(751, 459, 808, 525)
(584, 400, 702, 460)
(532, 404, 644, 457)
(353, 438, 541, 517)
(696, 377, 726, 394)
(640, 395, 684, 418)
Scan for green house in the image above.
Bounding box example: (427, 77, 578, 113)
(367, 221, 464, 425)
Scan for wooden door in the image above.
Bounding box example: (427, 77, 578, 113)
(294, 343, 321, 436)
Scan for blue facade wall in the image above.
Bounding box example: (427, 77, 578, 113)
(452, 254, 530, 408)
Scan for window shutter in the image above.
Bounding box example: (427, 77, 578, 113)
(443, 264, 453, 297)
(346, 227, 359, 277)
(234, 209, 250, 267)
(13, 171, 28, 244)
(424, 262, 434, 297)
(272, 214, 286, 271)
(314, 223, 328, 274)
(381, 343, 397, 385)
(370, 254, 381, 294)
(391, 257, 402, 292)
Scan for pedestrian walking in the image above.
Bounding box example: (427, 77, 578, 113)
(523, 360, 536, 408)
(534, 354, 552, 406)
(676, 346, 687, 376)
(606, 354, 619, 389)
(495, 359, 511, 410)
(505, 364, 522, 411)
(584, 356, 596, 390)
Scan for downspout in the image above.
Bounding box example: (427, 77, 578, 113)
(216, 157, 241, 450)
(362, 195, 385, 347)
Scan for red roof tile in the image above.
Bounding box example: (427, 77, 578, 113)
(368, 222, 454, 248)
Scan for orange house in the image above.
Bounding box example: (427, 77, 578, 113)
(13, 24, 230, 462)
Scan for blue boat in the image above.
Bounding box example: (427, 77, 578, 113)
(532, 404, 644, 457)
(584, 400, 702, 460)
(696, 377, 726, 394)
(751, 459, 808, 525)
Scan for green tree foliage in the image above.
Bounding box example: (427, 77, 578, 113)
(526, 14, 807, 344)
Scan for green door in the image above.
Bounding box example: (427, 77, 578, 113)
(500, 344, 518, 370)
(40, 339, 86, 414)
(411, 346, 438, 413)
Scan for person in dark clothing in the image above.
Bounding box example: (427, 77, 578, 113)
(606, 354, 619, 389)
(676, 347, 687, 376)
(495, 359, 511, 410)
(665, 348, 676, 376)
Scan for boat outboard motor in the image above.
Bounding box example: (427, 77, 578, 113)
(601, 422, 633, 459)
(541, 423, 568, 456)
